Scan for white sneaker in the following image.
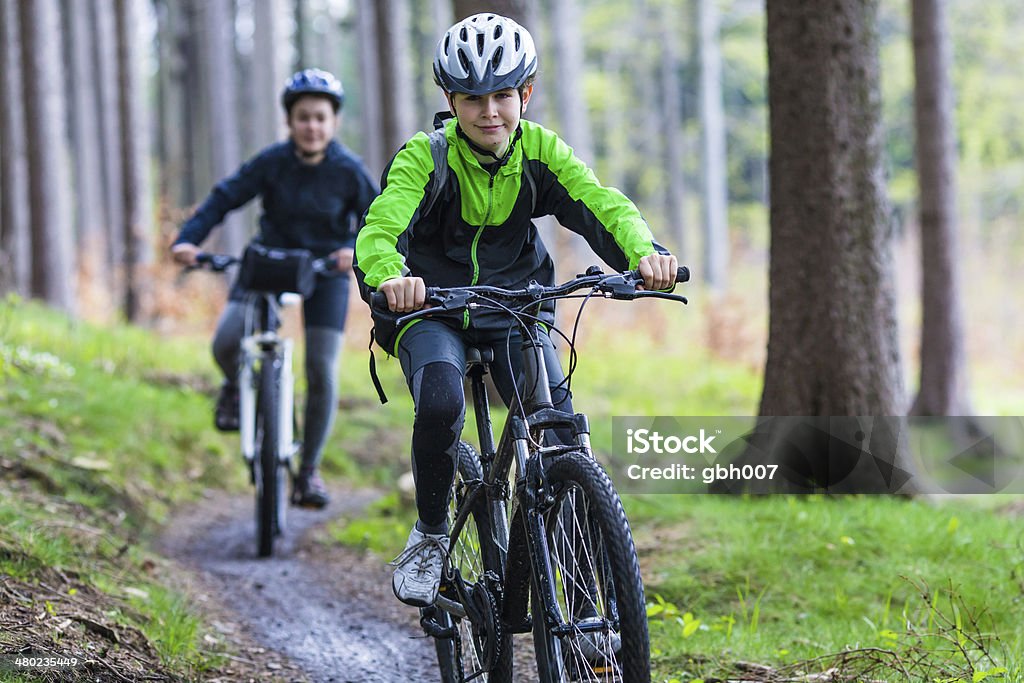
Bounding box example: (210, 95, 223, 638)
(575, 616, 622, 663)
(390, 526, 448, 607)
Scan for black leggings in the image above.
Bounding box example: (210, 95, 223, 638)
(399, 322, 574, 532)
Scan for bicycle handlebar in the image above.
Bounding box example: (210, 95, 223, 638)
(370, 265, 689, 326)
(191, 252, 338, 274)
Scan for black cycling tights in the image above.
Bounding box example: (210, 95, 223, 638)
(409, 362, 466, 533)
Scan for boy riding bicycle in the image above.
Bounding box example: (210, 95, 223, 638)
(172, 69, 379, 509)
(354, 13, 677, 607)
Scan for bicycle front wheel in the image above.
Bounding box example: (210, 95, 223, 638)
(532, 451, 650, 683)
(255, 352, 286, 558)
(434, 441, 512, 683)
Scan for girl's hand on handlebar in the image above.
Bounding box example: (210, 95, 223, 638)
(379, 276, 426, 313)
(329, 247, 355, 273)
(637, 253, 679, 291)
(171, 242, 201, 267)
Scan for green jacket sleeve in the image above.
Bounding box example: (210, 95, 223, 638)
(355, 133, 434, 288)
(527, 123, 661, 270)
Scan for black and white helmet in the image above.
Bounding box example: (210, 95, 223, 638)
(433, 14, 538, 95)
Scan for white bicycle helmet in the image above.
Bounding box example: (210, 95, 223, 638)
(433, 13, 538, 95)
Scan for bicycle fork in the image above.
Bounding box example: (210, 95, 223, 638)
(239, 334, 297, 467)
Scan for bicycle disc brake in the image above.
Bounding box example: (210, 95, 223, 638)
(466, 571, 504, 670)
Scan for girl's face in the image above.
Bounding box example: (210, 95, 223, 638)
(449, 86, 533, 158)
(287, 95, 338, 161)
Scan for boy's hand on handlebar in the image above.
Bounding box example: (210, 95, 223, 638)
(637, 253, 679, 291)
(171, 243, 201, 267)
(379, 276, 426, 313)
(329, 247, 354, 273)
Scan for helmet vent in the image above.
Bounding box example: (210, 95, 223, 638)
(476, 32, 485, 55)
(493, 24, 503, 39)
(491, 46, 503, 69)
(444, 34, 451, 54)
(514, 32, 521, 51)
(457, 49, 471, 73)
(459, 27, 468, 41)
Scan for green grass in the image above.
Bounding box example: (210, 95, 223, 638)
(629, 494, 1024, 681)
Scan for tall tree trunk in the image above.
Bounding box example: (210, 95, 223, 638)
(909, 0, 968, 417)
(66, 0, 108, 313)
(374, 0, 417, 161)
(155, 0, 189, 208)
(183, 0, 211, 204)
(698, 0, 728, 289)
(761, 0, 913, 492)
(454, 0, 527, 20)
(90, 0, 125, 283)
(548, 0, 594, 165)
(294, 0, 309, 71)
(196, 0, 246, 255)
(356, 0, 384, 177)
(661, 1, 687, 257)
(0, 0, 31, 295)
(253, 0, 287, 146)
(115, 0, 152, 322)
(18, 0, 76, 313)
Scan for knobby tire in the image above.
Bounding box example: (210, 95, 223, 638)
(532, 451, 650, 683)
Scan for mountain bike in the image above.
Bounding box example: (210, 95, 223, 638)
(191, 251, 335, 557)
(373, 265, 689, 682)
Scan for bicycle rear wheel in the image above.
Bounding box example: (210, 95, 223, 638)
(255, 352, 285, 558)
(532, 451, 650, 682)
(434, 441, 512, 683)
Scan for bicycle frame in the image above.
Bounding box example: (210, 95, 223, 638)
(442, 316, 598, 635)
(238, 293, 298, 468)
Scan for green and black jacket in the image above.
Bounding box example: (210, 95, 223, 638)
(355, 117, 668, 354)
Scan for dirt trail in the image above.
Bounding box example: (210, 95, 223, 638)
(158, 487, 438, 682)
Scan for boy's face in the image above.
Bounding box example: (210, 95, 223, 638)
(449, 86, 533, 157)
(287, 95, 339, 159)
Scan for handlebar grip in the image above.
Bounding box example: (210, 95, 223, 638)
(370, 290, 388, 310)
(676, 266, 690, 283)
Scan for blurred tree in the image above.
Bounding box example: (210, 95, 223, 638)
(154, 0, 189, 208)
(115, 0, 152, 322)
(194, 0, 246, 255)
(374, 0, 417, 161)
(294, 0, 309, 71)
(549, 0, 594, 165)
(660, 0, 687, 256)
(253, 0, 288, 146)
(65, 0, 108, 307)
(18, 0, 76, 313)
(909, 0, 969, 417)
(356, 0, 384, 177)
(698, 0, 728, 289)
(454, 0, 527, 20)
(0, 0, 30, 296)
(90, 0, 125, 287)
(761, 1, 913, 489)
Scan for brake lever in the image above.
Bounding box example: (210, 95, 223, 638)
(632, 290, 688, 304)
(394, 291, 473, 327)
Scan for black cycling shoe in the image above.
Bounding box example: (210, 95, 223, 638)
(292, 468, 330, 509)
(214, 382, 240, 432)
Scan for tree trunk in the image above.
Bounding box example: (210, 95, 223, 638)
(66, 0, 109, 312)
(253, 0, 287, 147)
(90, 0, 125, 283)
(155, 0, 189, 208)
(660, 1, 687, 257)
(454, 0, 527, 20)
(115, 0, 152, 322)
(698, 0, 728, 289)
(374, 0, 417, 161)
(356, 0, 384, 178)
(909, 0, 968, 417)
(761, 0, 913, 492)
(18, 0, 76, 313)
(548, 0, 594, 165)
(294, 0, 308, 71)
(0, 0, 31, 296)
(196, 0, 247, 255)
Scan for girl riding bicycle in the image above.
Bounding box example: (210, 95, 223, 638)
(354, 14, 677, 607)
(171, 69, 379, 509)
